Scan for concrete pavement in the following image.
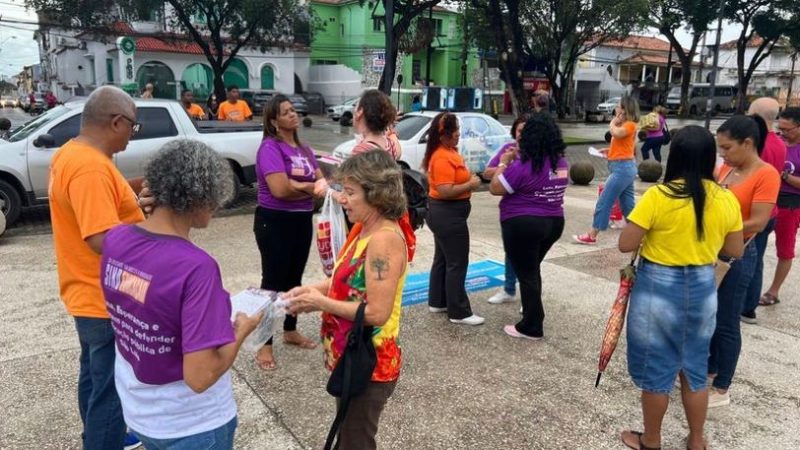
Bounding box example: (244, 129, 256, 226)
(2, 182, 799, 449)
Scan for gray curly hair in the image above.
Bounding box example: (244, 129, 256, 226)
(336, 149, 406, 220)
(145, 139, 234, 213)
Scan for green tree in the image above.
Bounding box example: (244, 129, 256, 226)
(650, 0, 717, 117)
(725, 0, 800, 112)
(27, 0, 309, 100)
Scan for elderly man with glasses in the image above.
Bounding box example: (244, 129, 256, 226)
(49, 85, 146, 450)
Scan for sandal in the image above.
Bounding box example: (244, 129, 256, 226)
(621, 431, 661, 450)
(759, 293, 780, 306)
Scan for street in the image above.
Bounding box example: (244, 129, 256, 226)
(1, 106, 798, 449)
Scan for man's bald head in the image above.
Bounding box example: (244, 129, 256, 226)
(748, 97, 780, 126)
(82, 86, 136, 128)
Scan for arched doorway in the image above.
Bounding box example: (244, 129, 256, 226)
(136, 61, 176, 99)
(294, 73, 303, 94)
(261, 65, 275, 90)
(181, 63, 213, 101)
(223, 59, 249, 90)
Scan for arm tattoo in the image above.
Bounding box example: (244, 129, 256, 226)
(371, 257, 388, 281)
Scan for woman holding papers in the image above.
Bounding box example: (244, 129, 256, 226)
(101, 139, 263, 449)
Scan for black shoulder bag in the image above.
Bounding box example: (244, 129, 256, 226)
(324, 302, 377, 450)
(661, 120, 671, 145)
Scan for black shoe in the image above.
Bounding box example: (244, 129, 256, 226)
(741, 311, 758, 325)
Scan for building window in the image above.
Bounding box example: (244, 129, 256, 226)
(106, 58, 114, 83)
(261, 65, 275, 90)
(432, 18, 444, 37)
(313, 60, 338, 65)
(412, 59, 421, 81)
(341, 24, 345, 36)
(373, 16, 384, 32)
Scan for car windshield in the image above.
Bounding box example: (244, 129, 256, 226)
(667, 87, 681, 97)
(344, 97, 359, 106)
(7, 106, 73, 142)
(605, 97, 620, 104)
(395, 115, 430, 140)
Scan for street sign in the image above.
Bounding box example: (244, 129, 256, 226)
(116, 37, 136, 89)
(372, 51, 385, 73)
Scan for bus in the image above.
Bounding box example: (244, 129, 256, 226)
(665, 83, 737, 115)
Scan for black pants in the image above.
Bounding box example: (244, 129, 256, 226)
(254, 207, 313, 345)
(640, 135, 664, 162)
(427, 199, 473, 319)
(501, 215, 564, 337)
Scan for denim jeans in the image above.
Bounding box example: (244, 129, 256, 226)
(134, 417, 237, 450)
(504, 255, 517, 295)
(708, 243, 758, 390)
(640, 136, 664, 162)
(74, 317, 126, 450)
(743, 218, 775, 316)
(592, 160, 637, 231)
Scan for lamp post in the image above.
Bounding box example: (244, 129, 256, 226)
(705, 0, 725, 130)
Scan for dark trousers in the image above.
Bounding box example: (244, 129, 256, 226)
(743, 218, 775, 316)
(254, 207, 313, 344)
(75, 317, 126, 450)
(501, 215, 565, 337)
(336, 381, 396, 450)
(427, 199, 473, 319)
(640, 135, 664, 162)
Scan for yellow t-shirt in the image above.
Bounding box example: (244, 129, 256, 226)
(627, 180, 743, 266)
(49, 139, 145, 318)
(217, 100, 252, 121)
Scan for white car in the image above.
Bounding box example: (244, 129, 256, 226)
(596, 97, 620, 114)
(333, 111, 514, 174)
(327, 97, 359, 122)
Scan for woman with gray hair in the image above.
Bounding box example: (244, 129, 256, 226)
(286, 150, 411, 450)
(101, 139, 263, 449)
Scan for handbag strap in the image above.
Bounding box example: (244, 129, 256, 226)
(324, 302, 368, 450)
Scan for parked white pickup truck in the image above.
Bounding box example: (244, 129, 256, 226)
(0, 99, 264, 226)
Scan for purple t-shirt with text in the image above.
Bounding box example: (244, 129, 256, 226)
(256, 137, 319, 211)
(101, 225, 235, 385)
(487, 142, 517, 169)
(783, 143, 800, 196)
(497, 156, 569, 221)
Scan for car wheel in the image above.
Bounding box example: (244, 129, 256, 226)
(0, 179, 22, 227)
(223, 162, 241, 208)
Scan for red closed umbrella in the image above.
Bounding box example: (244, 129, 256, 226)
(595, 251, 639, 387)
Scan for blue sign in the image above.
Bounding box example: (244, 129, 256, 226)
(402, 259, 506, 307)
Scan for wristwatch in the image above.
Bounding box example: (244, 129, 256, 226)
(782, 171, 790, 181)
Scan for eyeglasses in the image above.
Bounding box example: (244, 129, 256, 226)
(114, 114, 142, 136)
(777, 123, 800, 135)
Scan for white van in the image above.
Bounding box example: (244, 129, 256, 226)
(665, 84, 737, 115)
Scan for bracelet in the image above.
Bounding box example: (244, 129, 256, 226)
(782, 171, 790, 181)
(498, 162, 508, 169)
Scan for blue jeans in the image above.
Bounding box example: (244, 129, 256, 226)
(708, 243, 758, 390)
(504, 255, 517, 295)
(743, 218, 775, 316)
(74, 317, 126, 450)
(592, 160, 636, 231)
(134, 417, 237, 450)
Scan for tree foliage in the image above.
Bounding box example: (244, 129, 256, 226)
(26, 0, 308, 99)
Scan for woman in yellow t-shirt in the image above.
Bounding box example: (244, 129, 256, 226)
(617, 126, 744, 450)
(575, 95, 640, 244)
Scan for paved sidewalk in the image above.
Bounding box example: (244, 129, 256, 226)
(2, 186, 798, 449)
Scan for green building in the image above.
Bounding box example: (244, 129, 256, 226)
(309, 0, 481, 106)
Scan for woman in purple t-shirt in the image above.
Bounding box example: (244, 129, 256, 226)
(488, 112, 568, 340)
(254, 94, 325, 370)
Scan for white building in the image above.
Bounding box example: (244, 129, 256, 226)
(34, 11, 311, 102)
(709, 35, 798, 106)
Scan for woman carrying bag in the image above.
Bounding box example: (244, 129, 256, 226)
(618, 126, 743, 450)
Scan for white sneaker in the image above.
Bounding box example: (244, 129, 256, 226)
(428, 306, 447, 313)
(487, 290, 515, 304)
(708, 389, 731, 408)
(449, 314, 485, 326)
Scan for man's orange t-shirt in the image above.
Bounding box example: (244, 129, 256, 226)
(427, 146, 471, 200)
(49, 140, 145, 318)
(217, 100, 252, 121)
(719, 163, 780, 238)
(185, 103, 206, 120)
(608, 121, 637, 160)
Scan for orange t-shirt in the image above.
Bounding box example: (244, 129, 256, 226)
(427, 146, 471, 200)
(185, 103, 206, 120)
(718, 163, 780, 238)
(608, 121, 637, 160)
(217, 100, 252, 121)
(49, 140, 145, 318)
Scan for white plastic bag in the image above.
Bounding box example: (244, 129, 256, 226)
(316, 189, 348, 276)
(230, 288, 288, 353)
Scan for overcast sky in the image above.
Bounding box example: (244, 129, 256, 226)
(0, 1, 747, 80)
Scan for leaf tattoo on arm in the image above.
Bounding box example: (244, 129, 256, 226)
(371, 257, 389, 281)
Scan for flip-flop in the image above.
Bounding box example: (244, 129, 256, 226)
(621, 431, 661, 450)
(759, 293, 780, 306)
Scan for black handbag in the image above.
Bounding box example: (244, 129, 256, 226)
(662, 121, 671, 145)
(324, 302, 376, 450)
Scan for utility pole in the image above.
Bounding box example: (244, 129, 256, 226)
(425, 6, 433, 85)
(664, 42, 673, 105)
(382, 0, 394, 94)
(705, 0, 725, 130)
(787, 52, 797, 108)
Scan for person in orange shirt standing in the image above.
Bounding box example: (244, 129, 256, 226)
(217, 85, 253, 122)
(422, 112, 484, 325)
(49, 86, 145, 450)
(575, 95, 640, 244)
(180, 89, 206, 120)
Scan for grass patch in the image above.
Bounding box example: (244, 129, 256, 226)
(564, 136, 602, 145)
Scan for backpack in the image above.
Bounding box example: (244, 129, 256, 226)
(638, 112, 660, 131)
(402, 168, 429, 230)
